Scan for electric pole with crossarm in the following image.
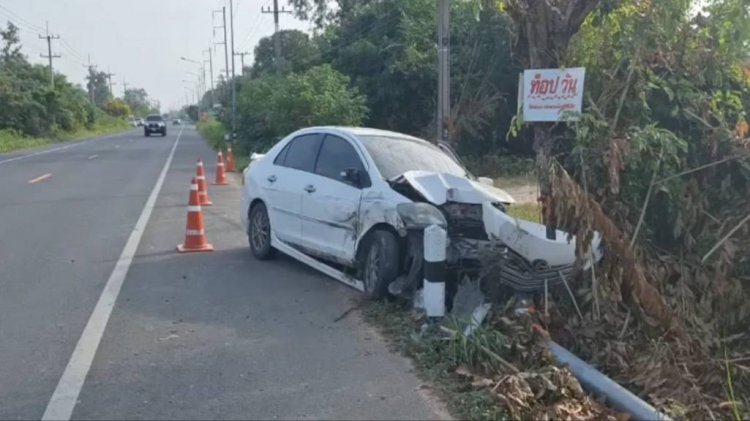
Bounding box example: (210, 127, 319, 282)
(261, 0, 292, 74)
(38, 21, 60, 88)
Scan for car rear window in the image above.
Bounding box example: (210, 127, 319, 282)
(146, 115, 163, 122)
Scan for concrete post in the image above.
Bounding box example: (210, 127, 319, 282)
(423, 224, 447, 318)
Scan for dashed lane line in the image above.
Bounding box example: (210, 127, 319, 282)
(41, 126, 184, 421)
(28, 173, 52, 184)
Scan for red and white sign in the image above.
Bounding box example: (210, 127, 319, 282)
(521, 67, 585, 122)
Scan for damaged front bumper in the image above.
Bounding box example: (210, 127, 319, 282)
(389, 201, 602, 296)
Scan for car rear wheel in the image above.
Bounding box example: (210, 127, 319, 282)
(144, 131, 149, 137)
(362, 231, 399, 299)
(248, 203, 275, 260)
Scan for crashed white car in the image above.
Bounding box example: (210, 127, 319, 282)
(241, 127, 600, 298)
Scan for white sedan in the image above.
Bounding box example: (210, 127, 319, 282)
(241, 127, 600, 298)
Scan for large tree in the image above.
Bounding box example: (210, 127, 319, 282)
(123, 88, 155, 117)
(85, 68, 111, 108)
(251, 29, 320, 76)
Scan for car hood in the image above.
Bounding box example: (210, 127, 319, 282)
(395, 170, 515, 205)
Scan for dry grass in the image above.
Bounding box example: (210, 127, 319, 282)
(506, 202, 542, 223)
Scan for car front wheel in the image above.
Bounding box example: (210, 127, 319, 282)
(362, 231, 399, 299)
(248, 203, 275, 260)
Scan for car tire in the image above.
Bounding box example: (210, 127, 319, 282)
(144, 131, 149, 137)
(248, 202, 275, 260)
(162, 130, 167, 137)
(362, 230, 399, 299)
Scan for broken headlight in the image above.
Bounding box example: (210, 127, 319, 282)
(396, 203, 447, 229)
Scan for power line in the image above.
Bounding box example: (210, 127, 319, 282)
(0, 4, 45, 33)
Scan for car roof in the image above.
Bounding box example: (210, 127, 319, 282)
(304, 126, 430, 143)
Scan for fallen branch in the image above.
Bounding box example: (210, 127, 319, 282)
(702, 213, 750, 263)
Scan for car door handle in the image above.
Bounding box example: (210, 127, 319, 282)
(267, 175, 277, 183)
(304, 185, 316, 193)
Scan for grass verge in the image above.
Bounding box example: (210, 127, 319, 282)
(361, 300, 508, 420)
(196, 118, 227, 150)
(0, 118, 130, 154)
(506, 202, 542, 223)
(196, 119, 252, 173)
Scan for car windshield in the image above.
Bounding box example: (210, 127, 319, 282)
(359, 135, 468, 179)
(146, 115, 162, 122)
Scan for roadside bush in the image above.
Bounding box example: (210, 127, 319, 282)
(196, 119, 227, 150)
(234, 64, 367, 154)
(104, 99, 132, 117)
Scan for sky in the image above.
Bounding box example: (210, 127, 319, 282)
(1, 0, 312, 112)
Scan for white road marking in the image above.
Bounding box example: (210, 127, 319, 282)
(28, 173, 52, 184)
(42, 126, 184, 421)
(87, 154, 98, 160)
(0, 142, 86, 166)
(0, 132, 128, 166)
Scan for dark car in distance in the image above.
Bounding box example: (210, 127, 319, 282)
(144, 115, 167, 137)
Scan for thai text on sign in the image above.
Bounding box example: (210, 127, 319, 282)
(521, 67, 585, 122)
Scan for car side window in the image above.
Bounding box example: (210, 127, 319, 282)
(273, 142, 291, 166)
(281, 133, 323, 172)
(315, 135, 367, 186)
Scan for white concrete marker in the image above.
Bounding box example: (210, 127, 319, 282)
(42, 126, 184, 421)
(423, 224, 447, 318)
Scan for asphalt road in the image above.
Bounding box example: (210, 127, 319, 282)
(0, 127, 447, 420)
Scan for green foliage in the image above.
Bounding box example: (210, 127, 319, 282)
(123, 88, 158, 117)
(85, 68, 111, 108)
(568, 0, 750, 251)
(251, 29, 320, 77)
(0, 20, 134, 145)
(103, 98, 132, 117)
(196, 118, 227, 150)
(0, 115, 128, 153)
(234, 64, 367, 153)
(0, 129, 50, 153)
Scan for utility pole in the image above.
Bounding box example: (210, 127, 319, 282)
(234, 52, 251, 74)
(229, 0, 237, 139)
(261, 0, 292, 74)
(213, 8, 231, 103)
(105, 67, 116, 98)
(38, 21, 60, 88)
(83, 54, 97, 105)
(436, 0, 450, 145)
(204, 47, 215, 109)
(122, 79, 128, 97)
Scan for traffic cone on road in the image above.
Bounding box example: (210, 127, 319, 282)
(214, 151, 229, 185)
(226, 145, 236, 172)
(195, 159, 213, 206)
(177, 177, 214, 253)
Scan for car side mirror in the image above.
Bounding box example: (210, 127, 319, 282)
(340, 167, 362, 186)
(477, 177, 495, 187)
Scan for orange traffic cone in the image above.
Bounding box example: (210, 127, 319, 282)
(214, 151, 229, 185)
(178, 177, 214, 253)
(226, 145, 236, 172)
(195, 159, 213, 206)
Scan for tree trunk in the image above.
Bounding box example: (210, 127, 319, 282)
(533, 125, 557, 239)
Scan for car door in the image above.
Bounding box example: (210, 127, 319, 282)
(300, 134, 369, 265)
(262, 133, 323, 246)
